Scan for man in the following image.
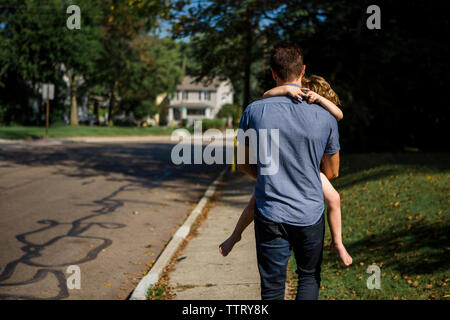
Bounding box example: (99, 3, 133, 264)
(237, 43, 340, 300)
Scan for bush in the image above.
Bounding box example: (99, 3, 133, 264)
(201, 118, 225, 131)
(218, 103, 242, 127)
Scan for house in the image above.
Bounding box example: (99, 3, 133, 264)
(166, 76, 233, 126)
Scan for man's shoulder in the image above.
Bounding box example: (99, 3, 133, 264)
(308, 102, 338, 123)
(245, 96, 297, 112)
(244, 97, 337, 124)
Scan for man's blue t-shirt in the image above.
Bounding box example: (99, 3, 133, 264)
(237, 94, 340, 227)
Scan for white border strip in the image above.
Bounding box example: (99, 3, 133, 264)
(129, 167, 228, 300)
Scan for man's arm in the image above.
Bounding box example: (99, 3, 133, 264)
(321, 152, 340, 180)
(237, 145, 258, 179)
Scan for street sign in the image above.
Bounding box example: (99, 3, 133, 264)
(41, 83, 54, 138)
(41, 83, 55, 100)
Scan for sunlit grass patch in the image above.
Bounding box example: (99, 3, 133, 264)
(0, 125, 177, 140)
(288, 153, 449, 300)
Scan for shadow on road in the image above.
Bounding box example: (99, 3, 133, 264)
(0, 142, 226, 299)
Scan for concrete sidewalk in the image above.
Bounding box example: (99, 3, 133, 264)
(168, 172, 261, 300)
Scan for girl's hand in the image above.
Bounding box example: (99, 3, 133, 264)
(284, 85, 308, 100)
(302, 88, 324, 104)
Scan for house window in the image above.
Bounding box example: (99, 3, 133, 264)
(182, 91, 189, 100)
(173, 90, 182, 100)
(197, 91, 211, 101)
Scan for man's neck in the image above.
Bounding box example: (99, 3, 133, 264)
(277, 78, 302, 88)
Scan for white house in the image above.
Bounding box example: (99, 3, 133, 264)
(167, 76, 233, 126)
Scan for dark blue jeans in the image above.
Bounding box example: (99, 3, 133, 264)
(254, 208, 325, 300)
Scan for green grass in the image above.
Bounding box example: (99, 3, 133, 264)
(0, 125, 178, 140)
(147, 283, 169, 300)
(288, 152, 449, 300)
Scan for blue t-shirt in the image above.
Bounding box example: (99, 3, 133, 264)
(237, 94, 340, 226)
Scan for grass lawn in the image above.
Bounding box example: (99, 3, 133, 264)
(287, 152, 449, 300)
(0, 125, 177, 140)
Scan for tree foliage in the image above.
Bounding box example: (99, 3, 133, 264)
(0, 0, 101, 124)
(118, 36, 183, 120)
(171, 0, 283, 108)
(0, 0, 182, 125)
(172, 0, 449, 152)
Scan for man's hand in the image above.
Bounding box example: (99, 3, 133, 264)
(321, 152, 339, 180)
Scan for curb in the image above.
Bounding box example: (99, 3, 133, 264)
(129, 166, 229, 300)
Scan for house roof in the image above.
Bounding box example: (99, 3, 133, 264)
(177, 76, 224, 91)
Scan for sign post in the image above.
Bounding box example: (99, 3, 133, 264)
(41, 84, 55, 138)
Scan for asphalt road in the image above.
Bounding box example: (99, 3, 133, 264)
(0, 139, 226, 299)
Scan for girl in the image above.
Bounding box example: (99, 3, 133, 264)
(219, 75, 352, 266)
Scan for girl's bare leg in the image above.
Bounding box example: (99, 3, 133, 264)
(219, 194, 256, 256)
(321, 173, 352, 266)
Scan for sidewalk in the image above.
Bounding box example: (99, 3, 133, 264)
(168, 172, 261, 299)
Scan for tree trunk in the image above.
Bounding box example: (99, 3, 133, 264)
(107, 85, 115, 126)
(94, 101, 99, 125)
(69, 72, 78, 125)
(242, 11, 253, 110)
(243, 55, 251, 110)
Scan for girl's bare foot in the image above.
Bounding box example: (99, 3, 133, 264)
(330, 242, 353, 266)
(219, 234, 241, 257)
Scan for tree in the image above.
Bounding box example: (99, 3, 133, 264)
(0, 0, 177, 126)
(171, 0, 283, 109)
(172, 0, 448, 151)
(0, 0, 102, 125)
(60, 2, 102, 125)
(218, 103, 242, 127)
(117, 36, 183, 123)
(95, 0, 171, 125)
(269, 0, 450, 151)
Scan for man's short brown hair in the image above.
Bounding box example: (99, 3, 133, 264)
(270, 43, 304, 82)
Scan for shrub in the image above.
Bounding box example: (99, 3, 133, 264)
(201, 118, 225, 131)
(218, 103, 242, 127)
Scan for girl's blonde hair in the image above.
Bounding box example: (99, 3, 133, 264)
(302, 75, 341, 105)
